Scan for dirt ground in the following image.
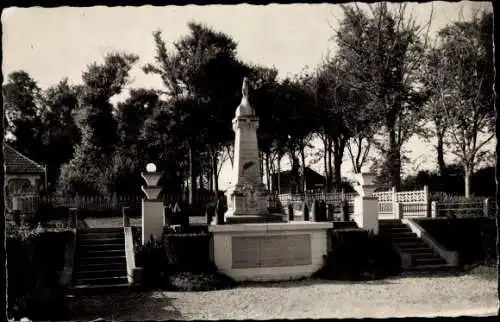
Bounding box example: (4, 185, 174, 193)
(67, 270, 497, 320)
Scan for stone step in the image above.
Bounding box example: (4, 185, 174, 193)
(79, 228, 124, 233)
(74, 275, 128, 286)
(78, 249, 125, 258)
(411, 252, 443, 260)
(402, 247, 435, 254)
(379, 226, 409, 231)
(77, 255, 126, 265)
(75, 269, 127, 280)
(78, 262, 126, 272)
(79, 232, 124, 240)
(79, 237, 124, 245)
(79, 243, 124, 252)
(390, 237, 422, 244)
(413, 257, 447, 266)
(381, 231, 415, 237)
(68, 283, 135, 296)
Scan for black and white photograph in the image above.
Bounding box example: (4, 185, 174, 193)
(2, 1, 497, 320)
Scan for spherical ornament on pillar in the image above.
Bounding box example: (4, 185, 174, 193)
(146, 163, 157, 173)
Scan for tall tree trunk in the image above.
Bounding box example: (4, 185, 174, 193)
(333, 137, 346, 192)
(323, 138, 329, 191)
(388, 123, 401, 191)
(300, 146, 307, 194)
(277, 154, 282, 195)
(265, 153, 271, 191)
(212, 153, 219, 198)
(464, 165, 472, 198)
(291, 153, 301, 194)
(327, 138, 333, 192)
(188, 145, 195, 205)
(436, 134, 446, 177)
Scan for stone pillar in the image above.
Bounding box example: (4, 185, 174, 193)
(141, 163, 164, 245)
(483, 198, 489, 217)
(353, 196, 378, 234)
(431, 201, 438, 218)
(352, 171, 379, 234)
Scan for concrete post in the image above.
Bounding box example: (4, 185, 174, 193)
(68, 208, 77, 228)
(483, 198, 489, 217)
(353, 171, 379, 234)
(141, 163, 164, 245)
(391, 186, 398, 219)
(123, 206, 130, 228)
(431, 201, 438, 218)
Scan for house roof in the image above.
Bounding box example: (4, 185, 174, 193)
(4, 144, 45, 174)
(272, 167, 325, 186)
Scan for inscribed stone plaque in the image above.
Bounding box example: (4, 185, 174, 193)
(232, 236, 261, 268)
(231, 234, 312, 269)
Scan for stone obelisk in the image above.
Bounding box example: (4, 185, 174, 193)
(224, 78, 284, 224)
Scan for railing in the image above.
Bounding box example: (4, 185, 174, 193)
(278, 186, 430, 219)
(431, 198, 491, 218)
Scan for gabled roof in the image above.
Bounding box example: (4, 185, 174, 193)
(4, 144, 45, 174)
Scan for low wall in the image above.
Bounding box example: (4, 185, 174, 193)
(208, 222, 332, 282)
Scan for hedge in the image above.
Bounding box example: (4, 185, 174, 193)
(7, 228, 72, 320)
(315, 228, 401, 280)
(415, 217, 496, 266)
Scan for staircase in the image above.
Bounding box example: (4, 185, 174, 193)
(379, 220, 451, 271)
(72, 228, 129, 291)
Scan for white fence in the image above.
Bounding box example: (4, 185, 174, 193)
(8, 194, 143, 213)
(279, 186, 431, 219)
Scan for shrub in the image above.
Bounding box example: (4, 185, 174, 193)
(314, 228, 401, 280)
(415, 217, 496, 266)
(134, 235, 169, 289)
(7, 228, 72, 320)
(168, 270, 236, 292)
(163, 233, 211, 273)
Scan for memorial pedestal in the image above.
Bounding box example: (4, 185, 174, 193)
(352, 196, 378, 234)
(208, 222, 332, 281)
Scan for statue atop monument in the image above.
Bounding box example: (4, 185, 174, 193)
(235, 77, 255, 117)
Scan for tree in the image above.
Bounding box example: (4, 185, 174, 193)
(59, 52, 139, 195)
(335, 3, 431, 190)
(41, 79, 81, 189)
(114, 88, 159, 195)
(310, 59, 379, 191)
(3, 71, 45, 162)
(427, 10, 494, 197)
(143, 22, 249, 203)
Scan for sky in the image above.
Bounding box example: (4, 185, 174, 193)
(2, 1, 494, 189)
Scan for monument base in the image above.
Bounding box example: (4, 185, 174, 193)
(208, 222, 332, 282)
(224, 212, 286, 224)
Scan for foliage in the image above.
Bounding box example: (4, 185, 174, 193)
(3, 71, 46, 163)
(168, 270, 235, 292)
(134, 235, 169, 289)
(7, 229, 72, 320)
(58, 52, 139, 195)
(40, 79, 82, 190)
(423, 10, 494, 197)
(163, 232, 211, 272)
(401, 164, 495, 197)
(335, 3, 431, 189)
(143, 22, 249, 201)
(314, 229, 401, 280)
(415, 218, 496, 266)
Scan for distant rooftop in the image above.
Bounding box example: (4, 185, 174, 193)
(4, 143, 45, 174)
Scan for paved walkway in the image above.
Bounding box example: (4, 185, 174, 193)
(67, 272, 498, 320)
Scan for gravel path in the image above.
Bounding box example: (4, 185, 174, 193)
(67, 272, 497, 320)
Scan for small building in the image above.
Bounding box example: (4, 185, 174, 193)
(271, 167, 326, 194)
(4, 144, 46, 209)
